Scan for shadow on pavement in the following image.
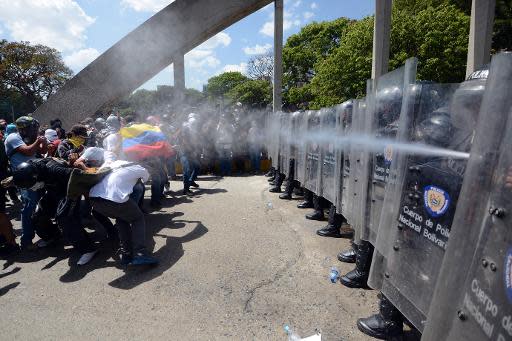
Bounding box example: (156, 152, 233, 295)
(0, 266, 20, 279)
(108, 221, 208, 290)
(0, 282, 20, 296)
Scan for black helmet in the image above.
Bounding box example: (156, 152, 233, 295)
(375, 86, 402, 125)
(450, 64, 489, 132)
(415, 108, 453, 148)
(12, 162, 39, 189)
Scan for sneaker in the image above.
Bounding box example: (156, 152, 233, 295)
(77, 250, 98, 266)
(35, 239, 53, 248)
(129, 254, 159, 266)
(190, 182, 199, 188)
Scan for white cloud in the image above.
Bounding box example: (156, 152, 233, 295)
(121, 0, 174, 13)
(260, 21, 274, 37)
(64, 48, 100, 72)
(185, 32, 231, 71)
(243, 43, 272, 55)
(293, 0, 302, 8)
(303, 11, 314, 20)
(260, 6, 302, 37)
(0, 0, 95, 52)
(222, 63, 248, 74)
(311, 2, 318, 9)
(197, 32, 231, 50)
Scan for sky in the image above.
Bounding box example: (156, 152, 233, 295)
(0, 0, 374, 91)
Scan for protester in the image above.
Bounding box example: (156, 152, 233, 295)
(5, 116, 47, 250)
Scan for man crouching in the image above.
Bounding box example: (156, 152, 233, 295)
(88, 157, 158, 266)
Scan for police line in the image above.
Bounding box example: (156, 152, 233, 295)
(264, 52, 512, 341)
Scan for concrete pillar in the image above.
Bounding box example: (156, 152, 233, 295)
(273, 0, 283, 112)
(371, 0, 392, 81)
(466, 0, 495, 77)
(174, 53, 185, 101)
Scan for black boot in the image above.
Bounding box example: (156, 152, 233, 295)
(297, 189, 313, 208)
(269, 186, 282, 193)
(279, 177, 294, 200)
(305, 210, 324, 221)
(279, 192, 292, 199)
(357, 294, 403, 340)
(297, 201, 313, 208)
(338, 240, 357, 263)
(340, 241, 373, 288)
(264, 168, 274, 177)
(316, 205, 353, 238)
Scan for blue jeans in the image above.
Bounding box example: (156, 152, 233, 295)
(181, 154, 192, 190)
(167, 156, 176, 178)
(150, 166, 166, 204)
(20, 189, 41, 247)
(249, 148, 261, 172)
(131, 181, 145, 205)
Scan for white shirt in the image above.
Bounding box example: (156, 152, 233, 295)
(89, 160, 149, 203)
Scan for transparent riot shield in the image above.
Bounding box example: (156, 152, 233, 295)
(363, 58, 417, 244)
(303, 110, 322, 195)
(371, 70, 488, 331)
(350, 99, 369, 242)
(320, 106, 338, 204)
(295, 110, 309, 185)
(279, 112, 291, 177)
(267, 111, 281, 168)
(336, 100, 354, 219)
(286, 111, 303, 180)
(422, 53, 512, 341)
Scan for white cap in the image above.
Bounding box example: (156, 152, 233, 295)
(44, 129, 58, 142)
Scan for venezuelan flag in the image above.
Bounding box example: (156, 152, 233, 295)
(120, 123, 174, 161)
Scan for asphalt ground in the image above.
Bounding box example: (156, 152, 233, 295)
(0, 175, 385, 340)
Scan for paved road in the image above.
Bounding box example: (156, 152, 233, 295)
(0, 176, 378, 340)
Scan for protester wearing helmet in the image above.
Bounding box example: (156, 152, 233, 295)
(11, 159, 106, 265)
(5, 116, 47, 250)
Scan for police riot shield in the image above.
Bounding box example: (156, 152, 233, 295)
(279, 112, 291, 177)
(320, 106, 338, 204)
(295, 110, 309, 185)
(336, 101, 354, 219)
(362, 58, 417, 244)
(267, 111, 281, 168)
(371, 70, 488, 330)
(423, 53, 512, 341)
(283, 111, 301, 178)
(303, 110, 322, 194)
(351, 98, 370, 242)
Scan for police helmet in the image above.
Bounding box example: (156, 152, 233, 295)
(415, 107, 453, 148)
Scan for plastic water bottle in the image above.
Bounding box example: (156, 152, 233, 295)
(329, 266, 339, 283)
(284, 325, 301, 341)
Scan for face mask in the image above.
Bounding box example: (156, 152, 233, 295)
(29, 181, 45, 191)
(69, 136, 85, 148)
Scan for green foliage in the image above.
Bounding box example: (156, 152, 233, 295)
(204, 72, 249, 99)
(283, 18, 352, 108)
(310, 4, 469, 108)
(310, 17, 374, 108)
(114, 85, 206, 117)
(227, 79, 272, 109)
(0, 40, 72, 111)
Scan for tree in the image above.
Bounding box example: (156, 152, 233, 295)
(282, 18, 352, 108)
(228, 79, 272, 109)
(310, 4, 470, 108)
(247, 52, 273, 82)
(395, 0, 512, 52)
(204, 71, 249, 100)
(0, 40, 72, 111)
